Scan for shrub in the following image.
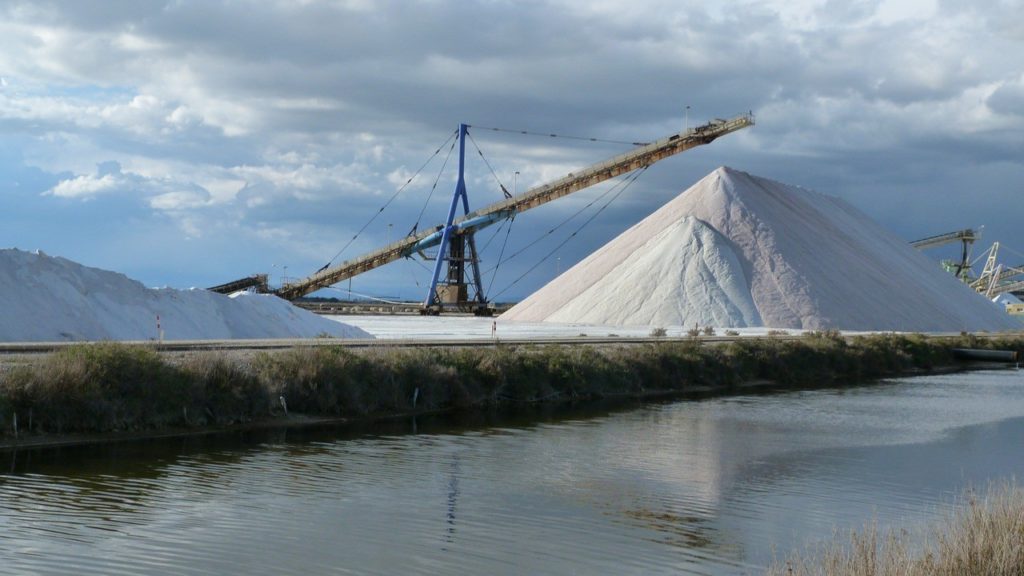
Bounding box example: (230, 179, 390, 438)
(255, 347, 369, 415)
(177, 353, 269, 425)
(0, 343, 180, 433)
(1, 334, 1022, 438)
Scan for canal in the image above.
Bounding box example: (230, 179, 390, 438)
(1, 369, 1022, 575)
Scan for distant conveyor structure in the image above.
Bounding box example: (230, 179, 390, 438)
(910, 228, 977, 281)
(909, 228, 978, 250)
(273, 113, 755, 309)
(908, 230, 1024, 296)
(208, 274, 269, 295)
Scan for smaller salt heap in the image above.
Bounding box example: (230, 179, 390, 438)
(503, 167, 1021, 332)
(0, 249, 370, 341)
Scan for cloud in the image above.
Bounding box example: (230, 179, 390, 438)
(987, 77, 1024, 116)
(45, 160, 213, 224)
(148, 190, 209, 211)
(48, 172, 120, 198)
(0, 0, 1020, 298)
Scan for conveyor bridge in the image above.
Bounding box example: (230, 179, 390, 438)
(270, 114, 755, 310)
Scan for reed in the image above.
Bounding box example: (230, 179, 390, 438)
(768, 481, 1024, 576)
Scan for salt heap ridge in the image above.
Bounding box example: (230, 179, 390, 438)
(0, 249, 371, 341)
(503, 167, 1020, 332)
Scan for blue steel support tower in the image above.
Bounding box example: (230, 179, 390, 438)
(422, 124, 490, 315)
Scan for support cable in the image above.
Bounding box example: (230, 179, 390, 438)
(486, 214, 516, 300)
(411, 134, 459, 235)
(491, 166, 648, 300)
(468, 124, 649, 147)
(322, 129, 459, 269)
(465, 129, 512, 199)
(970, 249, 992, 268)
(408, 256, 434, 274)
(1000, 243, 1024, 261)
(464, 128, 512, 199)
(403, 257, 422, 288)
(482, 167, 640, 276)
(477, 215, 510, 254)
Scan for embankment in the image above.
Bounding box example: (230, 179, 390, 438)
(1, 332, 1021, 449)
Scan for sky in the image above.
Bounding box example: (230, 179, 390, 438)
(1, 0, 1022, 302)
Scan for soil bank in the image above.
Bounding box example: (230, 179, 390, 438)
(1, 332, 1021, 451)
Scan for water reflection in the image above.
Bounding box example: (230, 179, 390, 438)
(444, 454, 459, 547)
(0, 370, 1021, 575)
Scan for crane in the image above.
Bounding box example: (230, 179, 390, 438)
(207, 274, 268, 295)
(988, 264, 1024, 286)
(909, 228, 977, 250)
(971, 242, 1001, 295)
(989, 278, 1024, 297)
(973, 252, 1024, 297)
(272, 113, 755, 311)
(910, 228, 977, 281)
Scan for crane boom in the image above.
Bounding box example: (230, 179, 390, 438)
(275, 113, 754, 301)
(992, 265, 1024, 284)
(910, 228, 978, 282)
(453, 113, 755, 236)
(909, 228, 977, 250)
(989, 278, 1024, 297)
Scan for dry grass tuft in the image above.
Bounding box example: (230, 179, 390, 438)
(768, 481, 1024, 576)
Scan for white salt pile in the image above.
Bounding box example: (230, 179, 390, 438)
(503, 167, 1021, 332)
(0, 249, 371, 341)
(994, 293, 1023, 307)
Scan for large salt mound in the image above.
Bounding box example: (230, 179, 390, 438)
(0, 249, 371, 341)
(503, 167, 1021, 332)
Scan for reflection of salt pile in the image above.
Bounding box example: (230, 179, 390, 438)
(504, 167, 1020, 332)
(0, 249, 371, 341)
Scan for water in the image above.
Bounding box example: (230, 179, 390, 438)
(2, 369, 1023, 575)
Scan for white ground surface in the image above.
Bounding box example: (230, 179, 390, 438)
(504, 167, 1022, 332)
(0, 249, 370, 341)
(329, 314, 808, 340)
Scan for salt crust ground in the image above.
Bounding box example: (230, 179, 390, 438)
(0, 249, 370, 341)
(328, 314, 879, 340)
(503, 167, 1022, 332)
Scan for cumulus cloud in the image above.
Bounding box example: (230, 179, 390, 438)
(46, 160, 213, 220)
(48, 172, 119, 198)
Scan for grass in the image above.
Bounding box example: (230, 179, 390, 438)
(0, 333, 1021, 437)
(768, 481, 1024, 576)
